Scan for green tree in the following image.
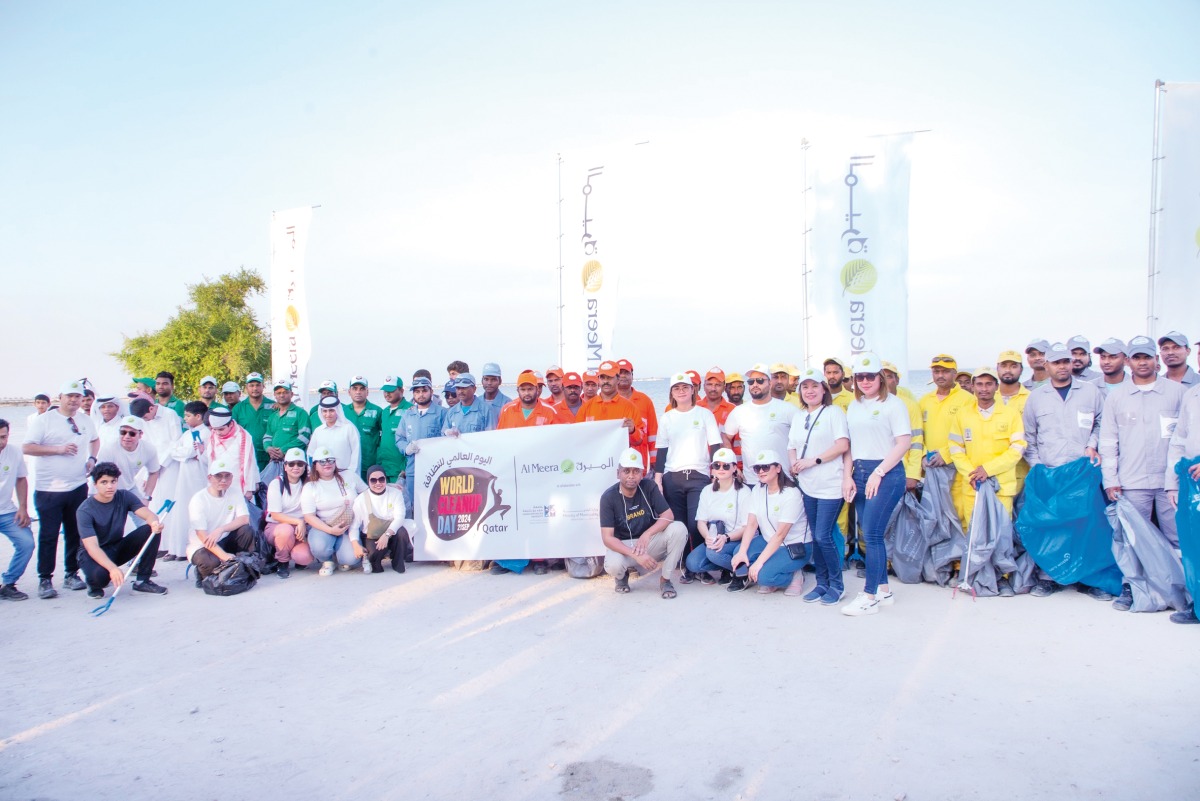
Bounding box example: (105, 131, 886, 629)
(114, 268, 271, 399)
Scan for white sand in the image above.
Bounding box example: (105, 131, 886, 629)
(0, 544, 1197, 801)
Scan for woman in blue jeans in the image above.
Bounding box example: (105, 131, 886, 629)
(841, 353, 911, 616)
(787, 368, 851, 605)
(300, 446, 364, 576)
(684, 447, 752, 590)
(730, 449, 811, 595)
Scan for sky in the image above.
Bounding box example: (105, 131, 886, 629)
(2, 1, 1198, 398)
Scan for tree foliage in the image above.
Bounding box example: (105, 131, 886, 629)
(114, 268, 271, 398)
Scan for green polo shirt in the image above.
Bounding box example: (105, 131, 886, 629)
(344, 401, 384, 480)
(378, 399, 413, 481)
(263, 404, 311, 455)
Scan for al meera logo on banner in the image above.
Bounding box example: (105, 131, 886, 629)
(427, 467, 511, 540)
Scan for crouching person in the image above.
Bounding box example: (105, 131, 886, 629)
(187, 458, 255, 585)
(264, 448, 315, 578)
(78, 462, 167, 598)
(352, 464, 409, 574)
(600, 447, 687, 599)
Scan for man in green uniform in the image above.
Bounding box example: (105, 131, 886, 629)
(262, 379, 311, 484)
(378, 375, 412, 486)
(344, 375, 383, 482)
(231, 372, 274, 470)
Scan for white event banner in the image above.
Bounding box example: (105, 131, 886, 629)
(809, 135, 912, 377)
(1153, 82, 1200, 334)
(413, 420, 628, 561)
(269, 206, 313, 403)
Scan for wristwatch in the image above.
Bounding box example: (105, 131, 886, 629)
(814, 457, 823, 465)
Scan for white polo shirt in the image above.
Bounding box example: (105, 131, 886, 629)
(0, 445, 28, 515)
(24, 410, 97, 492)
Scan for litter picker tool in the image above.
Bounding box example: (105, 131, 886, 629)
(90, 499, 175, 617)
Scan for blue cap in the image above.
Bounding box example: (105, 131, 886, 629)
(410, 376, 432, 390)
(443, 380, 458, 394)
(481, 362, 502, 378)
(454, 373, 476, 388)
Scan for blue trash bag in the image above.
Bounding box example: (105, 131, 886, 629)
(1014, 457, 1122, 594)
(1173, 456, 1200, 607)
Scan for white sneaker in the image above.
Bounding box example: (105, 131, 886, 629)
(319, 561, 335, 577)
(841, 592, 880, 616)
(876, 589, 895, 606)
(362, 559, 373, 574)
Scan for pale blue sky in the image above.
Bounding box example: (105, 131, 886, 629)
(2, 1, 1197, 396)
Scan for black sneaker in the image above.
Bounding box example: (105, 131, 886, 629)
(38, 578, 58, 599)
(276, 563, 291, 579)
(87, 587, 104, 599)
(727, 576, 748, 593)
(1169, 608, 1199, 625)
(132, 579, 168, 595)
(677, 570, 695, 585)
(1112, 585, 1133, 612)
(1080, 584, 1113, 601)
(490, 563, 510, 575)
(1029, 580, 1061, 598)
(717, 570, 732, 585)
(156, 550, 168, 558)
(698, 571, 716, 586)
(63, 572, 86, 591)
(0, 584, 28, 601)
(294, 562, 309, 570)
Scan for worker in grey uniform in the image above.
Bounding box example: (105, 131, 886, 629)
(1166, 381, 1200, 625)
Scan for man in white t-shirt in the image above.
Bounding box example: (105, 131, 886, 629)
(96, 416, 162, 502)
(0, 418, 35, 600)
(187, 459, 255, 583)
(92, 395, 124, 447)
(22, 379, 99, 599)
(308, 396, 360, 475)
(722, 363, 797, 484)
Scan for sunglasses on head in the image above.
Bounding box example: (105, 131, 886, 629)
(711, 462, 734, 471)
(854, 373, 880, 382)
(747, 377, 768, 385)
(752, 463, 777, 473)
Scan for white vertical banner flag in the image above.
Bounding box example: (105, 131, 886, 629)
(1153, 83, 1200, 334)
(270, 206, 314, 404)
(809, 135, 912, 377)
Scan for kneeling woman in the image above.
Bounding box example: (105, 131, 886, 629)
(352, 464, 409, 574)
(683, 448, 752, 589)
(301, 446, 363, 576)
(730, 449, 810, 595)
(264, 448, 314, 578)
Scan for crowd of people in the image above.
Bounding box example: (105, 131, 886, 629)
(1, 333, 1197, 626)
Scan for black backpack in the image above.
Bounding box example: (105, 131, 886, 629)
(201, 552, 266, 596)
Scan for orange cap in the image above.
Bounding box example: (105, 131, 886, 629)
(545, 365, 564, 379)
(616, 358, 634, 372)
(597, 360, 619, 376)
(516, 370, 540, 387)
(583, 371, 598, 382)
(686, 370, 701, 387)
(562, 371, 582, 387)
(704, 367, 725, 382)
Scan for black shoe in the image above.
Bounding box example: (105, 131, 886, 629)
(1030, 580, 1061, 598)
(87, 587, 104, 599)
(678, 570, 696, 585)
(727, 576, 748, 592)
(294, 562, 309, 570)
(132, 579, 168, 595)
(717, 570, 732, 585)
(698, 571, 716, 586)
(1079, 584, 1113, 601)
(0, 584, 28, 601)
(38, 578, 58, 599)
(63, 572, 86, 591)
(1170, 608, 1199, 624)
(548, 559, 566, 570)
(490, 563, 510, 575)
(532, 562, 548, 575)
(276, 563, 291, 579)
(856, 568, 866, 579)
(997, 578, 1015, 598)
(1112, 585, 1133, 611)
(156, 550, 168, 558)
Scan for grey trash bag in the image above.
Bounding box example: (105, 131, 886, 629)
(564, 556, 604, 579)
(884, 491, 936, 584)
(1007, 525, 1038, 595)
(922, 465, 967, 586)
(959, 479, 1011, 597)
(1107, 496, 1189, 612)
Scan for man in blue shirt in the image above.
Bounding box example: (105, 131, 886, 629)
(396, 376, 449, 512)
(479, 362, 512, 419)
(443, 374, 497, 436)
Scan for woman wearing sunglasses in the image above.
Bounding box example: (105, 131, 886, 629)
(656, 372, 722, 584)
(351, 464, 408, 574)
(301, 445, 363, 576)
(730, 449, 810, 595)
(264, 447, 314, 578)
(842, 353, 911, 616)
(788, 367, 851, 604)
(683, 447, 752, 589)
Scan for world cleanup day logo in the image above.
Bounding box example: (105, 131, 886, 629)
(427, 465, 510, 540)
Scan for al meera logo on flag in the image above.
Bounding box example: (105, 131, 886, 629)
(427, 466, 510, 540)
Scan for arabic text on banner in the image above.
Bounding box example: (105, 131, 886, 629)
(270, 207, 314, 403)
(809, 135, 912, 378)
(413, 420, 629, 561)
(1153, 82, 1200, 335)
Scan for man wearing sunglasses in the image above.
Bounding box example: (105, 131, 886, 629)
(396, 376, 449, 512)
(23, 379, 99, 599)
(96, 415, 162, 502)
(722, 364, 796, 485)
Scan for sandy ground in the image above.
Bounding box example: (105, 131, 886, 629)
(0, 536, 1197, 801)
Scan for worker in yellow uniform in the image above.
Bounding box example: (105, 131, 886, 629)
(769, 362, 803, 408)
(824, 358, 854, 411)
(919, 354, 973, 523)
(948, 366, 1026, 531)
(994, 349, 1032, 497)
(881, 361, 924, 490)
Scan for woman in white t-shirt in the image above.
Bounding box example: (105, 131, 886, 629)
(730, 448, 811, 595)
(264, 448, 314, 578)
(655, 373, 722, 584)
(787, 368, 851, 605)
(841, 352, 912, 617)
(683, 447, 751, 588)
(351, 464, 408, 575)
(300, 446, 362, 576)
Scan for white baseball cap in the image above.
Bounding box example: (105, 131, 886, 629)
(208, 459, 234, 477)
(618, 447, 645, 471)
(119, 415, 144, 432)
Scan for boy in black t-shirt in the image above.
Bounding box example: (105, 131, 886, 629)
(599, 448, 687, 599)
(77, 462, 167, 599)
